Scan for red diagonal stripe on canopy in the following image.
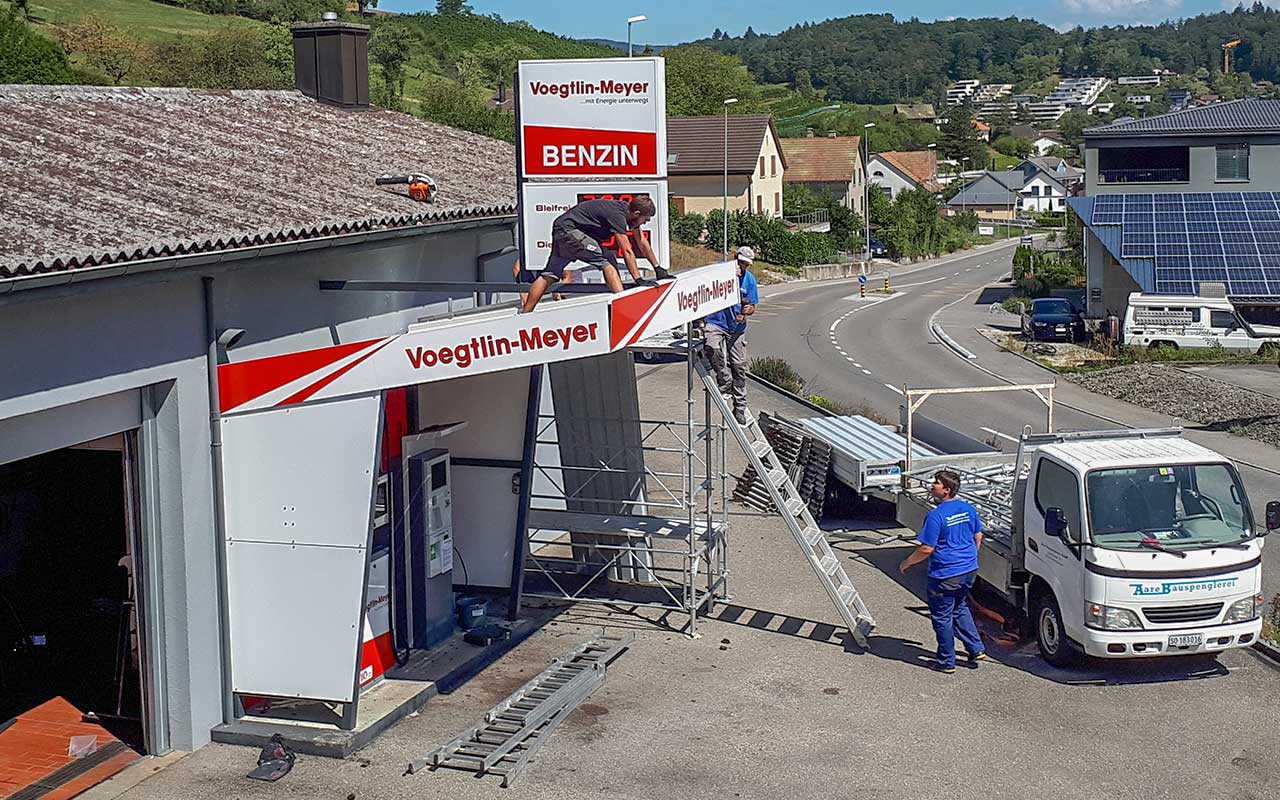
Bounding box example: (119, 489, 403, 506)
(217, 338, 382, 413)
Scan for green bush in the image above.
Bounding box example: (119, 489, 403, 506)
(1001, 295, 1030, 314)
(749, 356, 805, 395)
(669, 206, 705, 246)
(0, 9, 77, 84)
(703, 209, 836, 268)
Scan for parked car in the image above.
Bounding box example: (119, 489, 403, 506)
(1019, 234, 1034, 246)
(1021, 297, 1084, 342)
(1123, 292, 1280, 354)
(867, 237, 888, 258)
(634, 328, 691, 363)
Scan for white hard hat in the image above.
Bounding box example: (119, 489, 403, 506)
(736, 246, 755, 264)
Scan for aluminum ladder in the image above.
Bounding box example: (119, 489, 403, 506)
(696, 361, 876, 647)
(407, 633, 632, 787)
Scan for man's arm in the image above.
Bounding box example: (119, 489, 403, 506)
(740, 274, 758, 319)
(899, 543, 934, 573)
(614, 234, 644, 282)
(633, 232, 662, 272)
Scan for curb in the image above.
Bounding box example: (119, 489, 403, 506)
(930, 323, 977, 359)
(1254, 638, 1280, 668)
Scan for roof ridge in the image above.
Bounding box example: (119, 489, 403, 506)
(0, 84, 307, 100)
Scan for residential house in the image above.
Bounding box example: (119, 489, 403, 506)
(892, 103, 936, 121)
(970, 119, 991, 141)
(865, 150, 940, 200)
(779, 134, 864, 216)
(1127, 95, 1152, 106)
(667, 114, 786, 217)
(946, 80, 980, 106)
(1118, 74, 1162, 87)
(1018, 171, 1072, 214)
(1167, 88, 1193, 112)
(1016, 156, 1083, 190)
(1010, 125, 1065, 156)
(1071, 99, 1280, 317)
(945, 171, 1023, 219)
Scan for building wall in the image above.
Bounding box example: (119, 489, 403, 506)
(1084, 137, 1280, 195)
(1020, 176, 1067, 213)
(866, 158, 918, 200)
(1084, 229, 1141, 318)
(669, 174, 752, 216)
(751, 130, 786, 217)
(0, 219, 516, 751)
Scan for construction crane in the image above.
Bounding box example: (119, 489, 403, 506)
(1223, 39, 1242, 74)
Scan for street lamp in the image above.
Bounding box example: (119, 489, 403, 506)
(723, 97, 738, 258)
(862, 122, 875, 265)
(627, 15, 646, 57)
(960, 157, 971, 217)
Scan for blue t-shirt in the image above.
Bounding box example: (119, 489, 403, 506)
(918, 498, 982, 579)
(706, 269, 759, 335)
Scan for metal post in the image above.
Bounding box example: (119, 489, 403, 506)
(904, 386, 914, 473)
(723, 107, 729, 259)
(884, 277, 890, 293)
(508, 365, 544, 620)
(201, 276, 236, 727)
(685, 321, 698, 637)
(862, 135, 869, 265)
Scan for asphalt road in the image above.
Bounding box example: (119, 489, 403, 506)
(750, 242, 1280, 601)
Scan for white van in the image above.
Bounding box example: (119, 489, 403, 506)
(1123, 293, 1280, 354)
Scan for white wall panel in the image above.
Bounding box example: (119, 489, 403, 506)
(220, 393, 381, 702)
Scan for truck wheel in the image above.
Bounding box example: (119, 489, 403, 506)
(1258, 342, 1279, 357)
(1034, 591, 1080, 668)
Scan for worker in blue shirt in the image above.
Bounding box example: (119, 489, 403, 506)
(900, 469, 988, 673)
(703, 246, 759, 425)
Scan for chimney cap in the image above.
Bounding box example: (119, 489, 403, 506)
(290, 20, 371, 33)
(322, 10, 338, 20)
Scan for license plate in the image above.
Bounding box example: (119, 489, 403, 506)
(1168, 633, 1203, 648)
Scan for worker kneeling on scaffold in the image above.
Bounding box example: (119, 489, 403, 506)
(520, 195, 669, 313)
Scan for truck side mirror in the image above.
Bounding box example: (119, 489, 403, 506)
(1045, 507, 1070, 541)
(1265, 500, 1280, 533)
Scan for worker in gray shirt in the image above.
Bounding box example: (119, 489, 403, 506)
(520, 196, 666, 313)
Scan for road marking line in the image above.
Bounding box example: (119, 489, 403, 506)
(845, 356, 856, 362)
(884, 384, 904, 395)
(980, 426, 1019, 443)
(853, 362, 862, 368)
(861, 368, 872, 375)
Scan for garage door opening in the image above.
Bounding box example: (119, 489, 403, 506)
(0, 433, 150, 758)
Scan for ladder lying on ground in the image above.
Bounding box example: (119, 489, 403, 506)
(696, 361, 876, 648)
(407, 633, 632, 787)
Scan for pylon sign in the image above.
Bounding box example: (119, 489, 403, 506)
(519, 181, 670, 273)
(517, 57, 667, 180)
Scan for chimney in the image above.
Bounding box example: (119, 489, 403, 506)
(290, 16, 370, 109)
(828, 131, 836, 137)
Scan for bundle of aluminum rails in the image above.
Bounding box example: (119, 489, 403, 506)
(407, 633, 633, 787)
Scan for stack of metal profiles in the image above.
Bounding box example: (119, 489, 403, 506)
(795, 415, 937, 493)
(734, 413, 829, 515)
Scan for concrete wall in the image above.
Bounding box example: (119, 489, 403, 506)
(1084, 136, 1280, 195)
(670, 174, 751, 216)
(0, 218, 516, 751)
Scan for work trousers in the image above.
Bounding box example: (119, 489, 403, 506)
(703, 325, 748, 414)
(926, 570, 985, 669)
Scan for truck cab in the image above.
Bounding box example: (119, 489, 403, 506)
(1014, 434, 1267, 666)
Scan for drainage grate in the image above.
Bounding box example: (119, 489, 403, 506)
(7, 740, 132, 800)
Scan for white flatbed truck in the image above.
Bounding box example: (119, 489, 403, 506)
(891, 425, 1272, 666)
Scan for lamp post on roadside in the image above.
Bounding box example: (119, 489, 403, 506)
(960, 156, 971, 217)
(627, 15, 646, 57)
(723, 97, 738, 258)
(862, 122, 875, 266)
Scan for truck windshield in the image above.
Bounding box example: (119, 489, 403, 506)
(1085, 463, 1253, 550)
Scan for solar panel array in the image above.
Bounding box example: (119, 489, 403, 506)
(1090, 192, 1280, 295)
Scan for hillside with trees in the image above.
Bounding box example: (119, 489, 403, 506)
(698, 5, 1280, 104)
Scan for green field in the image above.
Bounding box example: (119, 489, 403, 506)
(4, 0, 261, 38)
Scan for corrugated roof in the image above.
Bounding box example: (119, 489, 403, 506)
(1084, 98, 1280, 137)
(947, 170, 1022, 206)
(796, 415, 936, 490)
(0, 85, 517, 280)
(779, 136, 860, 183)
(872, 150, 939, 192)
(666, 114, 782, 175)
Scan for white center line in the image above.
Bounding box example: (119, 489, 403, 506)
(860, 368, 872, 375)
(853, 362, 862, 368)
(980, 426, 1019, 443)
(884, 384, 904, 395)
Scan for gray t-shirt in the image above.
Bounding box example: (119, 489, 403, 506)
(553, 199, 630, 244)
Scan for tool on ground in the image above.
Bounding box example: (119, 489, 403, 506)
(407, 632, 632, 787)
(696, 359, 876, 648)
(375, 173, 438, 202)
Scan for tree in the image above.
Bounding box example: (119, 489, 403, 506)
(663, 46, 761, 116)
(418, 79, 514, 141)
(59, 15, 144, 85)
(712, 28, 724, 40)
(13, 0, 30, 21)
(938, 105, 986, 166)
(992, 135, 1033, 159)
(793, 68, 814, 97)
(356, 0, 378, 15)
(370, 23, 414, 108)
(641, 44, 654, 56)
(146, 26, 291, 90)
(436, 0, 472, 14)
(743, 26, 757, 39)
(0, 9, 76, 84)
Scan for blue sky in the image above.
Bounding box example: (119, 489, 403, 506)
(379, 0, 1248, 43)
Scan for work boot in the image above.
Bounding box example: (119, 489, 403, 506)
(966, 651, 989, 668)
(733, 408, 748, 426)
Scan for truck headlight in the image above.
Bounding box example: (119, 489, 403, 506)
(1225, 594, 1264, 623)
(1086, 603, 1142, 630)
